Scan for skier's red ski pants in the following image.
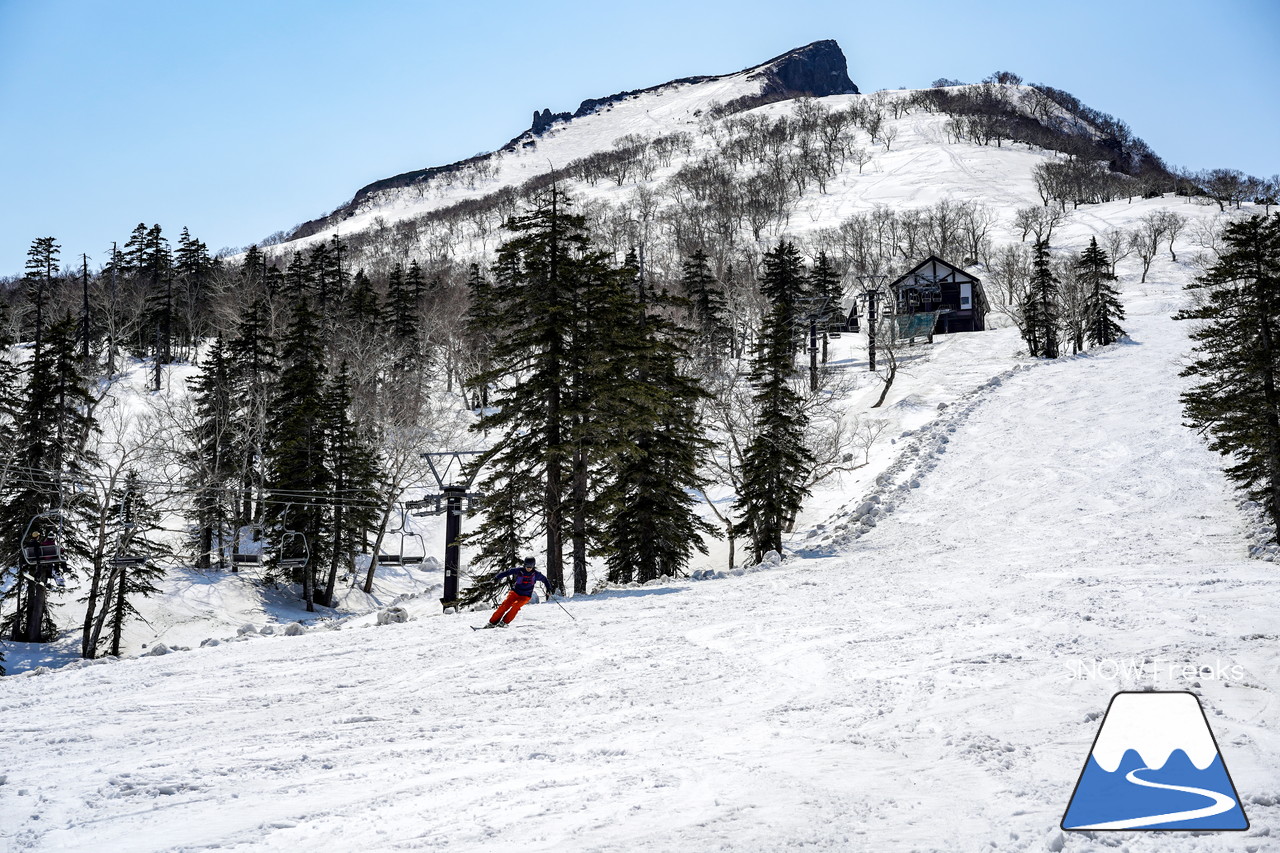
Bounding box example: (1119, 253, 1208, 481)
(491, 591, 531, 624)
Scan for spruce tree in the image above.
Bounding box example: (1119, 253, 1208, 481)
(1080, 237, 1126, 347)
(23, 236, 60, 358)
(1177, 213, 1280, 534)
(186, 336, 236, 568)
(680, 249, 730, 359)
(458, 460, 541, 607)
(734, 242, 816, 564)
(384, 263, 419, 355)
(406, 259, 428, 303)
(463, 263, 499, 408)
(137, 224, 173, 364)
(174, 226, 215, 353)
(283, 251, 310, 303)
(809, 251, 844, 362)
(600, 263, 715, 584)
(1, 314, 99, 643)
(227, 296, 278, 534)
(347, 269, 380, 333)
(468, 186, 591, 595)
(264, 298, 329, 609)
(1022, 239, 1061, 358)
(318, 361, 380, 607)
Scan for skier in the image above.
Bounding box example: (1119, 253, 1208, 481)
(482, 556, 552, 628)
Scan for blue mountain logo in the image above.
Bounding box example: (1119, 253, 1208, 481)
(1062, 691, 1249, 831)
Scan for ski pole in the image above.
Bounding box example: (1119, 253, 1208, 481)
(548, 592, 576, 621)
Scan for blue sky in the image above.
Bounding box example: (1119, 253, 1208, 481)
(1, 0, 1276, 275)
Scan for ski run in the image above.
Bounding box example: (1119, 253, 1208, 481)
(2, 64, 1279, 850)
(2, 227, 1277, 851)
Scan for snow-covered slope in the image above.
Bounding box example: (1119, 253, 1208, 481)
(2, 255, 1277, 852)
(284, 39, 856, 248)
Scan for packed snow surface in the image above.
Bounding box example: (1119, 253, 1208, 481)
(2, 253, 1278, 852)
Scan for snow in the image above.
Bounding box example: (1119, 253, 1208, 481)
(4, 73, 1280, 851)
(3, 241, 1278, 851)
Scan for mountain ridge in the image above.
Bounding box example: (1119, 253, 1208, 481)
(287, 40, 858, 241)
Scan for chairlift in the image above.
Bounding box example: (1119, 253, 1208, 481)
(21, 510, 68, 590)
(379, 506, 427, 567)
(232, 522, 267, 571)
(21, 511, 69, 568)
(277, 506, 310, 570)
(110, 523, 150, 568)
(278, 529, 310, 570)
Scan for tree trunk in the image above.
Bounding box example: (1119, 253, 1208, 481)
(363, 491, 397, 593)
(323, 506, 343, 607)
(110, 563, 127, 657)
(572, 445, 589, 595)
(80, 556, 106, 658)
(872, 360, 897, 408)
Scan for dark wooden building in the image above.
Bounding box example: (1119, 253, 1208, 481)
(890, 256, 988, 335)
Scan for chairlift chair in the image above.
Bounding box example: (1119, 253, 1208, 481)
(232, 523, 267, 571)
(110, 523, 150, 568)
(278, 529, 310, 570)
(21, 511, 68, 568)
(379, 506, 426, 567)
(400, 529, 427, 567)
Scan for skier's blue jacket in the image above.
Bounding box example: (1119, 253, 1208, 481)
(493, 567, 551, 597)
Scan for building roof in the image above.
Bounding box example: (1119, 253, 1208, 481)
(889, 255, 981, 290)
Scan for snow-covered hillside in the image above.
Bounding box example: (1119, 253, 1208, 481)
(3, 250, 1277, 852)
(2, 39, 1278, 852)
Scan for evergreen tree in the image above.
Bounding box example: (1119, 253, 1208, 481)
(2, 314, 100, 643)
(23, 236, 60, 357)
(734, 241, 816, 564)
(463, 263, 499, 408)
(809, 251, 844, 362)
(383, 263, 415, 346)
(318, 361, 380, 607)
(406, 259, 428, 303)
(600, 262, 715, 584)
(1022, 239, 1061, 358)
(1080, 237, 1126, 347)
(227, 296, 278, 534)
(283, 251, 310, 303)
(174, 226, 215, 352)
(468, 186, 593, 595)
(137, 225, 173, 362)
(759, 239, 808, 356)
(264, 298, 328, 609)
(186, 336, 236, 568)
(240, 244, 265, 294)
(347, 269, 380, 330)
(680, 249, 730, 358)
(1177, 213, 1280, 534)
(458, 460, 542, 607)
